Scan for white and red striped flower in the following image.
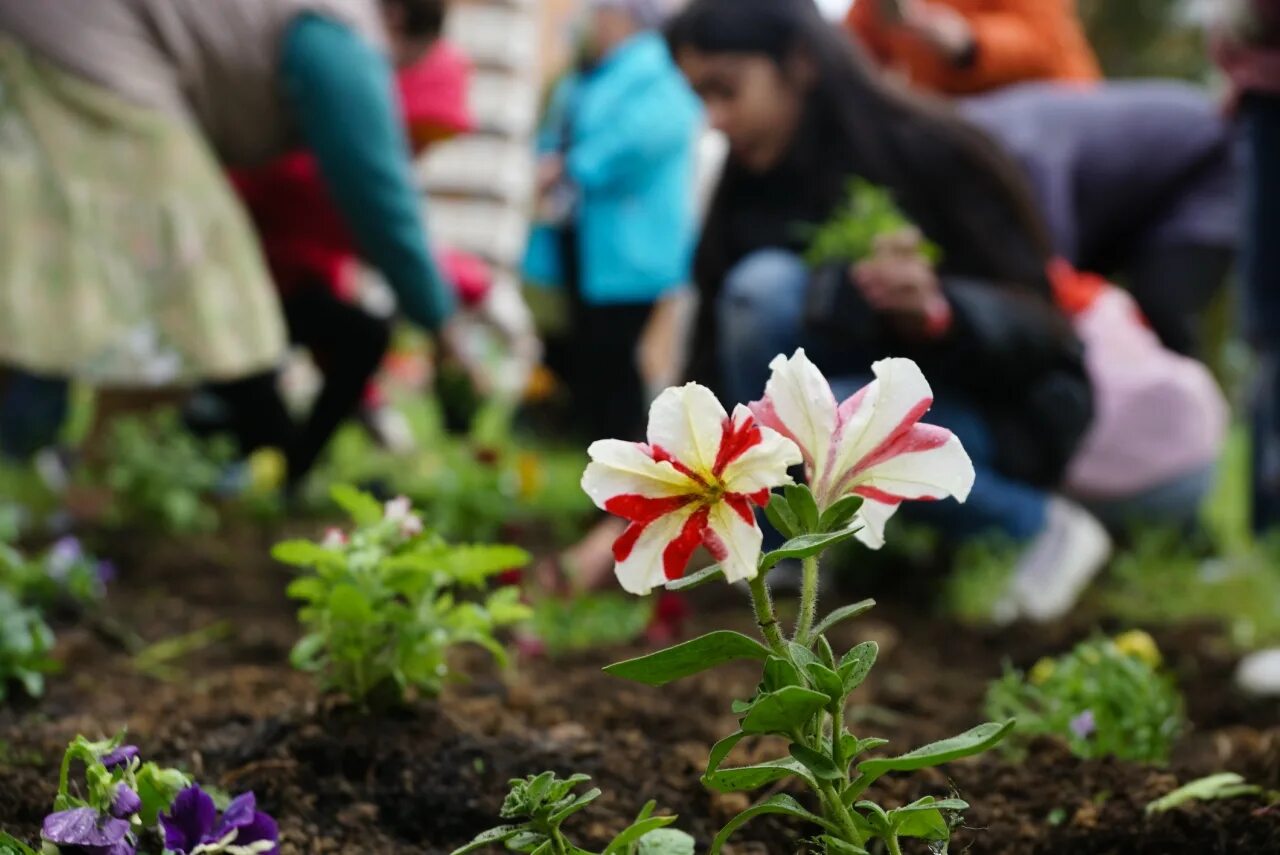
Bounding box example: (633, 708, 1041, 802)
(750, 351, 974, 549)
(582, 384, 802, 595)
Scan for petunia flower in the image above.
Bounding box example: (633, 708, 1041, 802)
(320, 527, 348, 550)
(160, 786, 278, 855)
(750, 351, 974, 549)
(42, 807, 134, 855)
(383, 497, 424, 539)
(582, 383, 801, 595)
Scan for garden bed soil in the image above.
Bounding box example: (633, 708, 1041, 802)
(0, 525, 1277, 854)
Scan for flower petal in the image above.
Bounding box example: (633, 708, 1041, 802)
(582, 440, 696, 512)
(719, 406, 802, 497)
(835, 425, 974, 504)
(851, 497, 900, 550)
(229, 811, 279, 854)
(703, 498, 764, 585)
(612, 503, 700, 595)
(827, 358, 935, 502)
(161, 786, 217, 854)
(216, 793, 257, 835)
(750, 350, 838, 479)
(42, 808, 131, 848)
(646, 383, 729, 478)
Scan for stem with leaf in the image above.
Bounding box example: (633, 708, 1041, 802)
(748, 574, 786, 653)
(794, 554, 821, 645)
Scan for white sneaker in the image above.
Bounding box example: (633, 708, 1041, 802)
(1007, 497, 1112, 624)
(1236, 648, 1280, 696)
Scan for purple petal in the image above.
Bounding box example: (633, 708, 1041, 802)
(215, 792, 257, 836)
(99, 745, 139, 771)
(231, 811, 279, 854)
(1069, 709, 1097, 740)
(110, 784, 142, 819)
(47, 536, 83, 577)
(97, 560, 117, 585)
(42, 808, 130, 847)
(160, 786, 217, 854)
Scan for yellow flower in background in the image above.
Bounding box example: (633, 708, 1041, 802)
(1029, 657, 1057, 685)
(516, 452, 544, 500)
(1114, 629, 1162, 668)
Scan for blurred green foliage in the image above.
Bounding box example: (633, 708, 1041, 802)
(1080, 0, 1213, 81)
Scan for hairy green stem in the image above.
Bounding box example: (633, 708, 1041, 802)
(832, 703, 846, 772)
(748, 574, 786, 653)
(794, 555, 821, 644)
(886, 833, 904, 855)
(817, 779, 865, 848)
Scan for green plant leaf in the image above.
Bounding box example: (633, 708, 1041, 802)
(441, 545, 531, 585)
(635, 827, 696, 855)
(703, 757, 815, 793)
(788, 743, 842, 780)
(604, 632, 770, 686)
(330, 484, 384, 526)
(764, 494, 801, 540)
(812, 599, 877, 639)
(819, 495, 865, 533)
(449, 825, 526, 855)
(0, 832, 38, 855)
(602, 816, 677, 854)
(805, 663, 845, 705)
(890, 796, 968, 842)
(285, 576, 329, 603)
(784, 484, 820, 533)
(741, 686, 830, 735)
(709, 794, 833, 854)
(839, 641, 879, 694)
(762, 529, 861, 572)
(857, 720, 1014, 781)
(819, 837, 870, 855)
(272, 540, 343, 569)
(327, 583, 375, 624)
(1146, 773, 1263, 815)
(705, 731, 746, 778)
(665, 563, 724, 591)
(840, 733, 890, 762)
(763, 656, 805, 692)
(551, 788, 603, 824)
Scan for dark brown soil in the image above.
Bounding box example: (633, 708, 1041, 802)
(1, 523, 1277, 854)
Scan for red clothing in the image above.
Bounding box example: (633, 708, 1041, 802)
(232, 41, 482, 301)
(846, 0, 1100, 96)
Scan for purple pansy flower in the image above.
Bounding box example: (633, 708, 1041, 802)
(1069, 709, 1097, 740)
(42, 807, 135, 855)
(109, 785, 142, 820)
(99, 745, 139, 771)
(160, 786, 278, 855)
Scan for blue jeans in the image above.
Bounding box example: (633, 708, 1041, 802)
(717, 250, 1048, 541)
(1241, 94, 1280, 532)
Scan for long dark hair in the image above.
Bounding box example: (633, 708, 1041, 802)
(667, 0, 1054, 296)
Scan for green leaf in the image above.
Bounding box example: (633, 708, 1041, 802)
(763, 656, 804, 692)
(272, 539, 342, 569)
(788, 743, 842, 780)
(805, 663, 844, 705)
(784, 484, 820, 533)
(604, 631, 770, 686)
(441, 545, 531, 585)
(0, 832, 38, 855)
(787, 642, 820, 670)
(891, 796, 968, 842)
(289, 633, 327, 670)
(812, 599, 877, 639)
(1146, 773, 1263, 815)
(857, 720, 1013, 781)
(762, 529, 861, 572)
(703, 757, 814, 793)
(819, 837, 870, 855)
(285, 576, 329, 603)
(709, 794, 833, 854)
(665, 563, 724, 591)
(838, 641, 879, 694)
(602, 816, 677, 854)
(549, 788, 602, 824)
(764, 494, 801, 540)
(635, 827, 696, 855)
(819, 495, 865, 533)
(134, 763, 190, 826)
(327, 583, 375, 624)
(706, 731, 746, 778)
(741, 686, 830, 735)
(840, 733, 889, 762)
(449, 825, 526, 855)
(330, 484, 384, 526)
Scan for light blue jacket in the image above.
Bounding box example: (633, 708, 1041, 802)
(523, 32, 702, 305)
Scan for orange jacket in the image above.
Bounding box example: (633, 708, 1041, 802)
(846, 0, 1101, 96)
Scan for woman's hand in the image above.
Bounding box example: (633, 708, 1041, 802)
(851, 228, 951, 337)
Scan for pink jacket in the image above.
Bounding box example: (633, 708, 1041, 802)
(1216, 0, 1280, 98)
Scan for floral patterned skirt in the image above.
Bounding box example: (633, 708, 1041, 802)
(0, 36, 285, 387)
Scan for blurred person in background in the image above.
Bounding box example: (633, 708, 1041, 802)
(524, 0, 702, 591)
(961, 80, 1240, 358)
(844, 0, 1100, 96)
(662, 0, 1224, 623)
(0, 0, 478, 486)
